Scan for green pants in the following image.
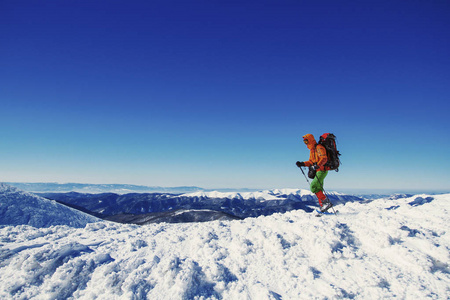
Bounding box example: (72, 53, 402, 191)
(310, 171, 328, 194)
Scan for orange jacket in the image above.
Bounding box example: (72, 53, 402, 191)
(302, 134, 328, 171)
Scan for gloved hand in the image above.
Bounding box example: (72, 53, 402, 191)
(296, 161, 305, 168)
(312, 163, 319, 170)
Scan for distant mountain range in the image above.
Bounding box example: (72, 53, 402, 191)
(37, 189, 366, 225)
(5, 182, 427, 198)
(1, 182, 417, 225)
(5, 182, 256, 194)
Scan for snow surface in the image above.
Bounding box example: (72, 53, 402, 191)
(0, 185, 449, 299)
(0, 183, 99, 228)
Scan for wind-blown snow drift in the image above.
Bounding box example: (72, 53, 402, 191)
(0, 189, 449, 299)
(0, 183, 99, 228)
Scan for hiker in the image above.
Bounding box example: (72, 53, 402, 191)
(296, 134, 333, 212)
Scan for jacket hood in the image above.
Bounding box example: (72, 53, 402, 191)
(302, 134, 317, 150)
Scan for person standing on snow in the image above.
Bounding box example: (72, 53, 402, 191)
(296, 133, 333, 212)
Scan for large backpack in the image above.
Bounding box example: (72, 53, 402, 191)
(318, 133, 341, 171)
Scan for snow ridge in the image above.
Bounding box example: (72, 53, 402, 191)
(0, 183, 100, 228)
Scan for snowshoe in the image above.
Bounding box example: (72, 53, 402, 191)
(320, 200, 333, 213)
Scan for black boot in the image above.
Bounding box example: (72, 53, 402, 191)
(320, 199, 333, 212)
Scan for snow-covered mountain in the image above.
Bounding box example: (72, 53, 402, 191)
(105, 209, 242, 225)
(6, 182, 255, 194)
(0, 183, 99, 228)
(176, 188, 313, 200)
(5, 182, 206, 194)
(38, 189, 364, 224)
(0, 189, 448, 299)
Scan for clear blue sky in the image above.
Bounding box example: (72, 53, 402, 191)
(1, 0, 449, 192)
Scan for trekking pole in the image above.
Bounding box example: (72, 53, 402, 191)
(299, 167, 310, 185)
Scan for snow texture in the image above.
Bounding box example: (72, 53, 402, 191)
(0, 184, 449, 299)
(0, 183, 100, 228)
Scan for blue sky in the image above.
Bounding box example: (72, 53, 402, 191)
(1, 0, 449, 192)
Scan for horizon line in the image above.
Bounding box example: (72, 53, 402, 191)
(3, 182, 449, 194)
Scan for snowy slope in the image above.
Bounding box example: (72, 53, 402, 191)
(0, 192, 449, 299)
(0, 183, 99, 228)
